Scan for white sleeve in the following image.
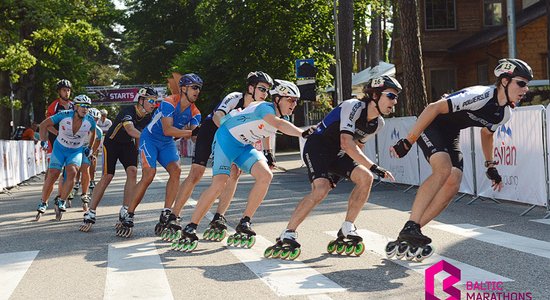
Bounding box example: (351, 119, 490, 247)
(446, 86, 495, 113)
(216, 92, 242, 115)
(339, 100, 365, 134)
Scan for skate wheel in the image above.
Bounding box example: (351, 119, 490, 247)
(396, 242, 409, 259)
(203, 229, 211, 240)
(82, 203, 88, 212)
(327, 240, 337, 254)
(385, 241, 398, 258)
(280, 249, 290, 259)
(288, 248, 301, 260)
(226, 235, 234, 246)
(345, 244, 355, 256)
(217, 229, 227, 241)
(170, 241, 178, 250)
(272, 248, 282, 258)
(243, 236, 255, 248)
(406, 247, 420, 261)
(263, 247, 274, 258)
(35, 212, 41, 221)
(208, 229, 217, 240)
(187, 240, 198, 251)
(79, 223, 91, 232)
(415, 244, 435, 262)
(336, 243, 345, 254)
(354, 242, 365, 256)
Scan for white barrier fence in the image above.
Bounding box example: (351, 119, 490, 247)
(298, 105, 550, 216)
(0, 141, 47, 191)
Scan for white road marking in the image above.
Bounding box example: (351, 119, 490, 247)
(430, 223, 550, 260)
(325, 229, 512, 284)
(186, 199, 342, 298)
(105, 238, 173, 300)
(0, 251, 39, 300)
(530, 218, 550, 225)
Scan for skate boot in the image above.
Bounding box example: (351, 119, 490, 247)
(227, 216, 256, 248)
(89, 180, 95, 191)
(35, 201, 48, 221)
(74, 181, 81, 193)
(115, 206, 128, 229)
(154, 209, 172, 236)
(81, 193, 91, 211)
(172, 223, 199, 252)
(79, 209, 96, 232)
(386, 221, 434, 261)
(203, 214, 228, 241)
(115, 212, 134, 238)
(264, 229, 301, 260)
(53, 197, 67, 221)
(67, 190, 75, 208)
(161, 213, 182, 242)
(327, 221, 365, 256)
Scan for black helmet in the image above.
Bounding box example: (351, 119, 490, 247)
(364, 75, 402, 93)
(56, 79, 72, 90)
(494, 58, 533, 81)
(137, 87, 159, 98)
(246, 71, 274, 87)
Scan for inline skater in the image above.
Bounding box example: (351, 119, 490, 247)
(36, 95, 96, 221)
(78, 108, 103, 211)
(163, 71, 274, 242)
(174, 79, 311, 252)
(387, 58, 533, 261)
(79, 87, 157, 232)
(264, 76, 400, 260)
(116, 75, 202, 237)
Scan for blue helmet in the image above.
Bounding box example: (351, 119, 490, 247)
(179, 73, 203, 87)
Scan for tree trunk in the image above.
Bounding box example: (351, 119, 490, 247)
(396, 0, 427, 116)
(0, 71, 12, 139)
(368, 12, 382, 67)
(338, 0, 354, 100)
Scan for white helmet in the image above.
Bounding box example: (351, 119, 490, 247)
(100, 109, 108, 115)
(88, 108, 101, 119)
(270, 79, 300, 98)
(73, 94, 92, 105)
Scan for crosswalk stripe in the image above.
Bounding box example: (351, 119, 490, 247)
(105, 238, 173, 300)
(430, 223, 550, 260)
(0, 251, 39, 300)
(186, 199, 343, 298)
(530, 218, 550, 225)
(325, 229, 512, 284)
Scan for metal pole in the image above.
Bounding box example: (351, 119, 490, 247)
(333, 0, 343, 104)
(506, 0, 516, 58)
(547, 0, 550, 81)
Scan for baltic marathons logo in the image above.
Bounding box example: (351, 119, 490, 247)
(425, 260, 461, 300)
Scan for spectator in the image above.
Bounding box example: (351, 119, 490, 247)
(22, 121, 39, 142)
(97, 109, 113, 133)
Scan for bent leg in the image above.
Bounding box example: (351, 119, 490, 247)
(286, 178, 332, 231)
(419, 167, 462, 227)
(216, 164, 241, 215)
(163, 162, 181, 209)
(345, 166, 374, 222)
(242, 161, 272, 218)
(190, 174, 229, 224)
(172, 163, 206, 215)
(90, 174, 114, 210)
(127, 167, 156, 212)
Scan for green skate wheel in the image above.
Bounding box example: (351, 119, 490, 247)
(336, 243, 345, 254)
(233, 236, 242, 247)
(175, 242, 185, 251)
(227, 235, 234, 246)
(170, 241, 178, 250)
(208, 230, 217, 240)
(272, 248, 282, 258)
(288, 248, 301, 260)
(345, 244, 355, 255)
(242, 236, 255, 248)
(280, 249, 290, 259)
(203, 229, 211, 240)
(216, 230, 227, 241)
(354, 242, 365, 256)
(327, 240, 336, 254)
(187, 240, 198, 251)
(264, 247, 274, 258)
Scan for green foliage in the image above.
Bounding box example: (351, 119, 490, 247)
(0, 96, 22, 109)
(0, 42, 37, 82)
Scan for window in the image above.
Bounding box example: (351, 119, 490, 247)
(425, 0, 456, 30)
(484, 0, 503, 27)
(430, 69, 456, 100)
(477, 63, 489, 85)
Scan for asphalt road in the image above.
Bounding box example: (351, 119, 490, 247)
(1, 152, 549, 300)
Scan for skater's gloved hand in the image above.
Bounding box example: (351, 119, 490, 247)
(486, 167, 503, 191)
(301, 126, 316, 139)
(369, 164, 395, 181)
(263, 150, 275, 168)
(83, 147, 91, 158)
(191, 126, 201, 137)
(40, 141, 48, 151)
(391, 138, 412, 158)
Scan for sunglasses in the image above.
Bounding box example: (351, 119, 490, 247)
(257, 86, 269, 93)
(285, 97, 298, 104)
(189, 85, 201, 91)
(77, 104, 91, 109)
(512, 78, 528, 88)
(146, 98, 157, 104)
(382, 92, 399, 100)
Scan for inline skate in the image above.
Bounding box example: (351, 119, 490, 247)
(53, 197, 67, 221)
(226, 217, 256, 248)
(115, 212, 134, 238)
(172, 224, 199, 252)
(114, 206, 128, 229)
(81, 193, 91, 212)
(79, 209, 96, 232)
(35, 201, 48, 221)
(385, 221, 434, 262)
(327, 222, 365, 256)
(154, 209, 172, 236)
(264, 230, 301, 260)
(203, 214, 227, 242)
(161, 213, 182, 242)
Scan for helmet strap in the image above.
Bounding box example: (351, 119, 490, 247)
(275, 96, 283, 117)
(502, 78, 515, 108)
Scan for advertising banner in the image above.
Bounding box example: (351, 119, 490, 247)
(477, 106, 547, 206)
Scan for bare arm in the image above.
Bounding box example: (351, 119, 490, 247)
(39, 118, 54, 142)
(480, 127, 495, 164)
(212, 111, 225, 127)
(341, 134, 376, 169)
(161, 117, 192, 139)
(263, 114, 303, 137)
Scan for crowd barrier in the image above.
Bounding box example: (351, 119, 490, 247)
(298, 105, 550, 218)
(0, 140, 47, 191)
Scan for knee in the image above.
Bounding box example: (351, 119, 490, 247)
(142, 168, 156, 182)
(432, 165, 452, 181)
(188, 169, 204, 185)
(170, 165, 181, 178)
(356, 170, 374, 187)
(310, 182, 331, 203)
(445, 171, 462, 191)
(255, 170, 273, 185)
(126, 167, 138, 178)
